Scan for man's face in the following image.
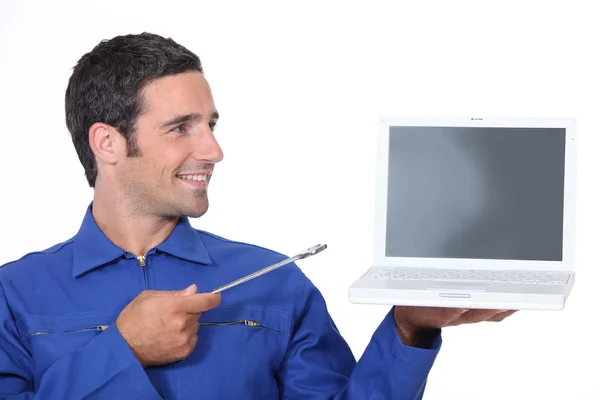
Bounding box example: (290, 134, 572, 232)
(116, 71, 223, 218)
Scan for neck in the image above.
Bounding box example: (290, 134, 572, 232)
(91, 186, 179, 256)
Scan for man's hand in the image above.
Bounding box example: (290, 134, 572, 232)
(115, 284, 221, 367)
(393, 306, 517, 348)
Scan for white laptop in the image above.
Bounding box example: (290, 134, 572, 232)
(349, 117, 577, 310)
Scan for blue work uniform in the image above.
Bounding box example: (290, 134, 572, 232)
(0, 204, 441, 399)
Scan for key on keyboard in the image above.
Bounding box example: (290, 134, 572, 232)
(365, 267, 570, 285)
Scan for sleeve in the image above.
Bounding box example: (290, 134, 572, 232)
(0, 286, 163, 400)
(276, 276, 441, 400)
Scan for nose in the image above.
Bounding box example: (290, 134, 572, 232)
(191, 125, 224, 163)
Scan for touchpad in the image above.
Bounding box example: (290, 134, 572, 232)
(426, 282, 489, 292)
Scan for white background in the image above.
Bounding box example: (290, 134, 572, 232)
(1, 1, 598, 398)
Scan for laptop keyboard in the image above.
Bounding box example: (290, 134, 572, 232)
(365, 267, 571, 285)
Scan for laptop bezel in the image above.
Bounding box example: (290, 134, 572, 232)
(373, 116, 577, 272)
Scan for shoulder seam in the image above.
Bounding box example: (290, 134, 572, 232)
(194, 229, 289, 258)
(0, 239, 74, 269)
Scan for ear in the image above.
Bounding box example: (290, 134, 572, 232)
(88, 122, 124, 165)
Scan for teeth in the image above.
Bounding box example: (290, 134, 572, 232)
(178, 175, 207, 181)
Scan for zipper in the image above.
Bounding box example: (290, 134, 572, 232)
(26, 331, 51, 338)
(199, 319, 262, 328)
(137, 255, 148, 289)
(65, 325, 109, 333)
(26, 325, 108, 339)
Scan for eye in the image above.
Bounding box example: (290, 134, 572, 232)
(171, 124, 188, 134)
(209, 121, 218, 131)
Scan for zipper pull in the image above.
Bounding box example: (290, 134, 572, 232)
(244, 320, 261, 327)
(137, 255, 146, 267)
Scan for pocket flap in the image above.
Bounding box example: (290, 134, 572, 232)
(199, 306, 291, 335)
(16, 311, 118, 339)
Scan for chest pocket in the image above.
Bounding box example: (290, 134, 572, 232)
(16, 311, 119, 386)
(199, 305, 290, 330)
(175, 306, 292, 399)
(195, 305, 291, 360)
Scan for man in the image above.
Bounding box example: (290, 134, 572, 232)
(0, 33, 515, 399)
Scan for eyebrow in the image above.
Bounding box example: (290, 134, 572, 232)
(159, 111, 220, 129)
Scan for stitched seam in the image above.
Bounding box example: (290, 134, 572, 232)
(366, 354, 388, 400)
(368, 320, 398, 399)
(272, 274, 306, 373)
(0, 240, 74, 269)
(194, 230, 290, 260)
(292, 276, 307, 348)
(294, 276, 308, 322)
(0, 281, 30, 355)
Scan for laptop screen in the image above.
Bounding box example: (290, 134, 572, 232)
(385, 126, 566, 261)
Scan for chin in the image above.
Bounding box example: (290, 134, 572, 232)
(178, 201, 209, 218)
(185, 208, 208, 218)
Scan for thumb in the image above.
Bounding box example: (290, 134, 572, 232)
(169, 284, 198, 296)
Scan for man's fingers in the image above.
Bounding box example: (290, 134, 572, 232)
(444, 308, 470, 322)
(395, 306, 471, 329)
(394, 306, 517, 330)
(487, 310, 518, 322)
(447, 309, 517, 326)
(168, 284, 198, 297)
(428, 308, 470, 327)
(180, 293, 222, 314)
(144, 284, 199, 297)
(446, 309, 499, 326)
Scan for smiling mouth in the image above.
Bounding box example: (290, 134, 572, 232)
(176, 174, 209, 182)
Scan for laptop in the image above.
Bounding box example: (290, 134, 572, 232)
(349, 117, 577, 310)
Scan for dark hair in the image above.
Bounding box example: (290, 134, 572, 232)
(65, 32, 203, 187)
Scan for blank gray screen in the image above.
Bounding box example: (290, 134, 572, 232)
(385, 126, 565, 261)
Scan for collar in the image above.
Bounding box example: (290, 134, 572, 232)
(72, 203, 212, 278)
